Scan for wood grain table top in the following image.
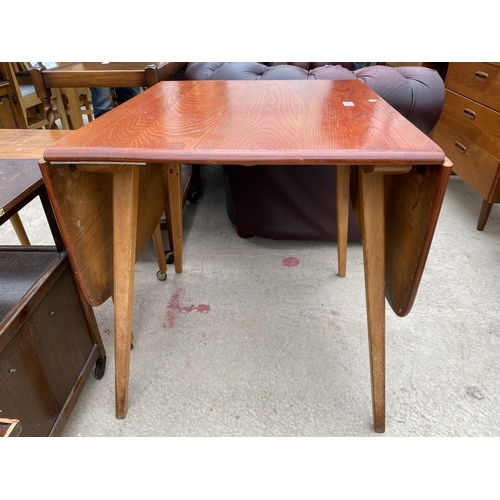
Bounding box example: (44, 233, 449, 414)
(0, 129, 72, 159)
(43, 79, 445, 167)
(0, 129, 72, 220)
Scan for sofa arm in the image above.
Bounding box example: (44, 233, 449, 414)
(354, 65, 445, 134)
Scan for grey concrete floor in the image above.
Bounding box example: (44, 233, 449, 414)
(2, 166, 500, 437)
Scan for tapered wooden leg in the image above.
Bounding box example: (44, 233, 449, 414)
(477, 199, 493, 231)
(152, 223, 167, 280)
(336, 166, 350, 277)
(111, 294, 134, 347)
(167, 163, 183, 273)
(112, 165, 140, 419)
(358, 167, 386, 433)
(10, 213, 30, 245)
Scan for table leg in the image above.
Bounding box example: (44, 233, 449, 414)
(10, 213, 31, 245)
(39, 188, 65, 252)
(336, 166, 350, 277)
(112, 165, 140, 419)
(167, 163, 183, 273)
(152, 223, 167, 280)
(358, 167, 386, 433)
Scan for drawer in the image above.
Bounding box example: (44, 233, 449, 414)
(430, 120, 500, 202)
(446, 63, 500, 111)
(439, 90, 500, 158)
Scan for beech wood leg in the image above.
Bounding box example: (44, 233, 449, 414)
(65, 88, 85, 129)
(10, 213, 31, 245)
(336, 166, 350, 277)
(152, 223, 167, 280)
(358, 167, 386, 433)
(167, 163, 183, 273)
(112, 165, 140, 419)
(477, 199, 493, 231)
(111, 295, 134, 347)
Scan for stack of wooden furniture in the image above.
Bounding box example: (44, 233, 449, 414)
(430, 62, 500, 230)
(0, 62, 94, 131)
(0, 62, 70, 129)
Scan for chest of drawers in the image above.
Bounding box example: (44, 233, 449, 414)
(430, 62, 500, 230)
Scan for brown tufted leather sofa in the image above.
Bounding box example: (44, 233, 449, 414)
(184, 62, 446, 241)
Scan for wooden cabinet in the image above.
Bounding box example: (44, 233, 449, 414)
(0, 248, 106, 436)
(430, 62, 500, 230)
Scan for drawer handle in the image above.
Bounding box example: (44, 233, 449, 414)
(475, 71, 488, 81)
(463, 108, 476, 120)
(454, 141, 467, 154)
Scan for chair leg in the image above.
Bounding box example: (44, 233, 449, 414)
(52, 89, 70, 130)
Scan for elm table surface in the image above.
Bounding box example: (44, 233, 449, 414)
(44, 79, 444, 165)
(41, 79, 450, 432)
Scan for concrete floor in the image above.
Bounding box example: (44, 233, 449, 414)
(2, 166, 500, 437)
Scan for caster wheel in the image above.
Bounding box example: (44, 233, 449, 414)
(156, 270, 167, 281)
(95, 357, 106, 380)
(187, 190, 199, 204)
(165, 250, 174, 265)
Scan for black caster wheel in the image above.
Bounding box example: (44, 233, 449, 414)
(165, 250, 174, 265)
(95, 357, 106, 380)
(187, 190, 199, 204)
(156, 270, 167, 281)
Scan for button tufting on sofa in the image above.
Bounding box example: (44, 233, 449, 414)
(184, 62, 445, 242)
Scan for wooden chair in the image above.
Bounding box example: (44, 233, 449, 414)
(54, 63, 94, 129)
(60, 87, 94, 128)
(0, 63, 70, 130)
